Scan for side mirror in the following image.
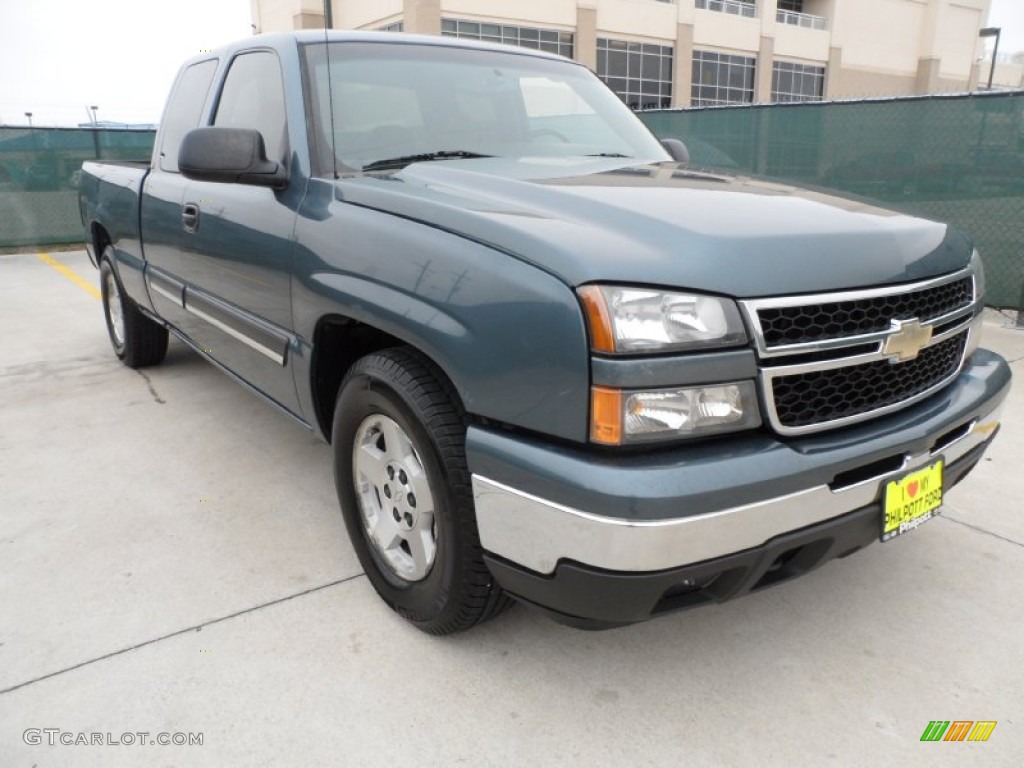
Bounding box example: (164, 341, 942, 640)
(661, 138, 690, 165)
(179, 127, 287, 188)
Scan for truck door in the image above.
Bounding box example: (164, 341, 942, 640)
(141, 57, 219, 326)
(176, 49, 301, 414)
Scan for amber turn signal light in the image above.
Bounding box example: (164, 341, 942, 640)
(590, 386, 623, 445)
(578, 285, 615, 353)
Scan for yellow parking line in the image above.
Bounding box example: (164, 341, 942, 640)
(36, 252, 101, 300)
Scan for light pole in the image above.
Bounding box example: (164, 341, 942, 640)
(979, 27, 1001, 91)
(89, 105, 101, 159)
(25, 111, 37, 151)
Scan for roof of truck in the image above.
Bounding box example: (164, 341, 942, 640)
(222, 29, 574, 64)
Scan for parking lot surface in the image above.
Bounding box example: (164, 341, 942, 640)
(1, 250, 1022, 767)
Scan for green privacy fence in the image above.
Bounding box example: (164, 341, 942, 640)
(4, 98, 1023, 309)
(641, 90, 1024, 311)
(0, 127, 155, 248)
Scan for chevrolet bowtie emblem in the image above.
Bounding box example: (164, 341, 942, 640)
(882, 318, 933, 363)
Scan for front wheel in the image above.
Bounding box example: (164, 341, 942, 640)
(99, 248, 168, 368)
(332, 348, 511, 634)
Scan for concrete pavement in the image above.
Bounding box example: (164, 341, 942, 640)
(1, 250, 1021, 767)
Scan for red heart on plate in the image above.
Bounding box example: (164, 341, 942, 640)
(907, 480, 919, 499)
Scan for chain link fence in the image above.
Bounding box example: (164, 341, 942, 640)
(0, 127, 155, 249)
(641, 91, 1024, 311)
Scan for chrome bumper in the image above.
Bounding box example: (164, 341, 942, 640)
(472, 403, 1002, 575)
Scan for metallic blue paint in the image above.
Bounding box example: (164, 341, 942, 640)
(291, 180, 591, 441)
(338, 159, 972, 297)
(467, 349, 1011, 521)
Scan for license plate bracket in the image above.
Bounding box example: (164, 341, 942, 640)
(882, 459, 944, 541)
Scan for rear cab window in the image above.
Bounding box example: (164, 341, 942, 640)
(213, 51, 289, 164)
(157, 59, 218, 173)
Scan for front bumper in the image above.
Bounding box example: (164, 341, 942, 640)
(467, 349, 1010, 626)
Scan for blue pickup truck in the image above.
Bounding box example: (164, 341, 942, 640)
(79, 31, 1010, 633)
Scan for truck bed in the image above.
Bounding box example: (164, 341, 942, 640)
(79, 160, 150, 269)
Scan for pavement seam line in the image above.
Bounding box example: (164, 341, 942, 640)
(0, 573, 364, 697)
(940, 514, 1024, 549)
(36, 251, 101, 300)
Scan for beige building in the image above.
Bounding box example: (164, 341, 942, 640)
(250, 0, 995, 107)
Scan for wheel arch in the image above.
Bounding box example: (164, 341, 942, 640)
(309, 313, 465, 443)
(90, 222, 113, 268)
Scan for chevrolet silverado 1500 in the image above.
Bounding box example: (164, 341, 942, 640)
(79, 31, 1011, 633)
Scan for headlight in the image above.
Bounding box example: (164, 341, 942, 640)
(591, 382, 761, 445)
(578, 285, 747, 353)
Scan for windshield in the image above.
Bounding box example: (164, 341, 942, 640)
(301, 41, 670, 174)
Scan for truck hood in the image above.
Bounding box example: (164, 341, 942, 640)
(334, 158, 970, 297)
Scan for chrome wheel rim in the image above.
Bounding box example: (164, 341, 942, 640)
(105, 271, 125, 347)
(353, 414, 438, 582)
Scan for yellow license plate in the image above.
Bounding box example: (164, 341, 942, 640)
(882, 460, 943, 541)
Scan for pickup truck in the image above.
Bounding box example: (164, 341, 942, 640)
(79, 31, 1011, 634)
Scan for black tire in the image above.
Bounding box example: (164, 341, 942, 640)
(332, 347, 512, 635)
(99, 247, 168, 368)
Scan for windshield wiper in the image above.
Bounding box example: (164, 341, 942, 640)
(362, 150, 493, 172)
(585, 152, 633, 158)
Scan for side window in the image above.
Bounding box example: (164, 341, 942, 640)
(214, 52, 288, 163)
(159, 59, 218, 172)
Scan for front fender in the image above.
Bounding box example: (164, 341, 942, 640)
(291, 184, 590, 443)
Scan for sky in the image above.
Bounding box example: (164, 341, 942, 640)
(0, 0, 1022, 127)
(0, 0, 253, 126)
(985, 0, 1024, 59)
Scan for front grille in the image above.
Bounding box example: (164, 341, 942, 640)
(770, 332, 968, 429)
(758, 277, 972, 347)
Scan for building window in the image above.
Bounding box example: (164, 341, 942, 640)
(377, 21, 404, 33)
(776, 2, 827, 30)
(691, 51, 755, 107)
(695, 0, 756, 19)
(771, 61, 825, 102)
(441, 19, 574, 58)
(596, 39, 673, 110)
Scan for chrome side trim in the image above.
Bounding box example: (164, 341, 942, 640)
(472, 403, 1000, 574)
(147, 268, 185, 308)
(146, 270, 289, 366)
(186, 303, 286, 365)
(149, 281, 183, 308)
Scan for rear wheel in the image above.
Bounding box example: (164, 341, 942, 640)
(99, 247, 168, 368)
(332, 347, 512, 634)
